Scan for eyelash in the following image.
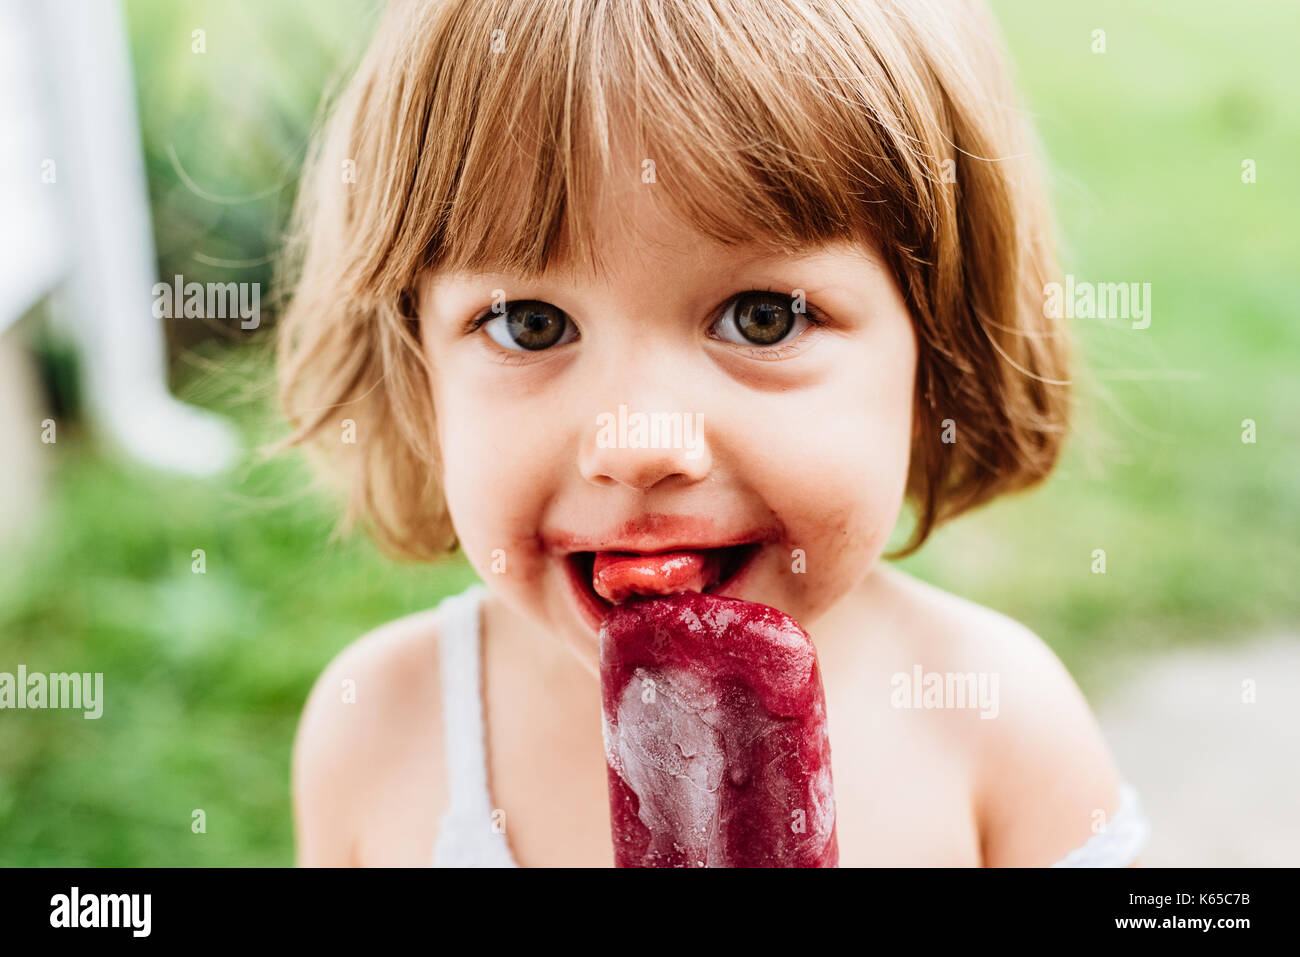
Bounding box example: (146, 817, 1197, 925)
(463, 287, 827, 363)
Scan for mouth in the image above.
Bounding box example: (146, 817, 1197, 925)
(563, 542, 764, 631)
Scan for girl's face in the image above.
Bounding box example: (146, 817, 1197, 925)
(419, 176, 917, 675)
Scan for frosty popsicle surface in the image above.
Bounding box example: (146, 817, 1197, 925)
(598, 591, 838, 867)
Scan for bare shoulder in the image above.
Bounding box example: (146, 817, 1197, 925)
(290, 604, 448, 866)
(871, 565, 1126, 867)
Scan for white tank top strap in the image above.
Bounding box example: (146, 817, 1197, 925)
(1050, 778, 1150, 867)
(430, 583, 518, 868)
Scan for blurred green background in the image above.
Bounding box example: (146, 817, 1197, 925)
(1, 0, 1296, 865)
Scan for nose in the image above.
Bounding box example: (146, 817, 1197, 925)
(579, 399, 713, 490)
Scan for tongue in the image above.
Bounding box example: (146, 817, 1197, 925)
(592, 550, 723, 604)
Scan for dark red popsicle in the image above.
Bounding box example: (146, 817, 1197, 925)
(599, 591, 838, 867)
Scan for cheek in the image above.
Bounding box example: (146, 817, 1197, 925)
(433, 384, 563, 586)
(743, 337, 915, 606)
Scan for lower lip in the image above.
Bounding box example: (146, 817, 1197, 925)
(562, 545, 765, 633)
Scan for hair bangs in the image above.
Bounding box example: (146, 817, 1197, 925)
(415, 0, 931, 285)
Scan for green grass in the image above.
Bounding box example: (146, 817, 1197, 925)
(0, 355, 479, 865)
(896, 0, 1300, 686)
(1, 0, 1297, 866)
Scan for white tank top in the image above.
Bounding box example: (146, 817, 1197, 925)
(428, 583, 1150, 868)
(429, 584, 517, 867)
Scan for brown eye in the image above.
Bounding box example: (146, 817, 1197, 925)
(482, 300, 577, 351)
(714, 291, 806, 347)
(507, 302, 566, 349)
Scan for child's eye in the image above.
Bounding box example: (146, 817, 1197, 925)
(710, 290, 816, 349)
(466, 290, 821, 357)
(473, 300, 579, 352)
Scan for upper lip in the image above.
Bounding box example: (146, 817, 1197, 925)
(569, 538, 763, 555)
(544, 514, 775, 556)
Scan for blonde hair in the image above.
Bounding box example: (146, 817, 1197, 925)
(276, 0, 1070, 560)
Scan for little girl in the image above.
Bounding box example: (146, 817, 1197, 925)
(280, 0, 1149, 867)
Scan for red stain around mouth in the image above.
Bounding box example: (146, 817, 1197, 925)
(544, 513, 727, 555)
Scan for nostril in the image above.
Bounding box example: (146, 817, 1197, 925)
(579, 417, 712, 491)
(586, 466, 699, 493)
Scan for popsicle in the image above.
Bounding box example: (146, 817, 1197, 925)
(598, 586, 839, 867)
